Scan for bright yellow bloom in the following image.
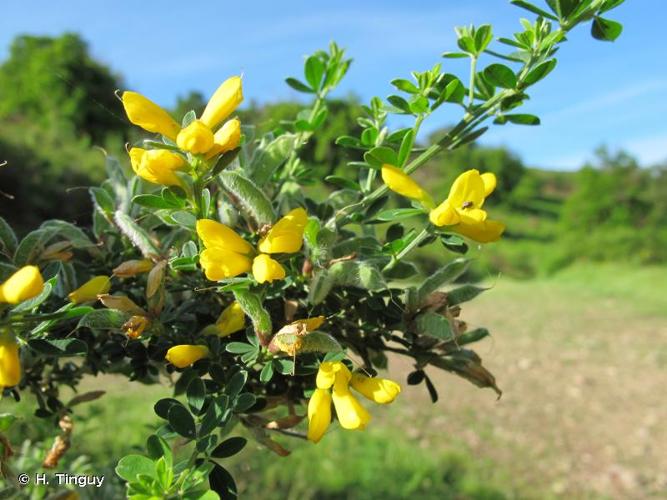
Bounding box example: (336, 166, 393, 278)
(113, 259, 154, 278)
(0, 330, 21, 388)
(251, 254, 286, 284)
(381, 164, 434, 208)
(382, 167, 504, 243)
(129, 148, 186, 186)
(216, 302, 246, 337)
(176, 120, 215, 154)
(165, 344, 209, 368)
(206, 118, 242, 159)
(200, 76, 244, 129)
(68, 276, 111, 304)
(316, 360, 350, 390)
(350, 373, 401, 404)
(257, 208, 308, 254)
(331, 373, 371, 430)
(121, 91, 181, 141)
(0, 266, 44, 304)
(307, 388, 332, 443)
(197, 208, 307, 284)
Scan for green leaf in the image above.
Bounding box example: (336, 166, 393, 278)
(415, 312, 454, 340)
(12, 280, 53, 312)
(169, 210, 197, 230)
(375, 208, 424, 222)
(328, 261, 385, 292)
(386, 95, 411, 114)
(0, 413, 17, 432)
(417, 258, 469, 303)
(447, 285, 488, 306)
(259, 362, 274, 383)
(187, 378, 206, 414)
(324, 176, 360, 191)
(307, 269, 334, 305)
(168, 404, 196, 439)
(457, 327, 491, 346)
(225, 371, 247, 398)
(153, 398, 184, 420)
(397, 129, 415, 167)
(504, 113, 540, 125)
(455, 127, 488, 147)
(483, 64, 517, 89)
(234, 392, 256, 412)
(510, 0, 559, 20)
(28, 338, 88, 357)
(0, 217, 18, 257)
(133, 194, 177, 210)
(146, 434, 172, 466)
(14, 228, 57, 266)
(116, 455, 155, 482)
(522, 59, 557, 86)
(78, 309, 129, 330)
(440, 234, 469, 254)
(219, 171, 275, 225)
(233, 289, 272, 343)
(591, 16, 623, 41)
(298, 331, 343, 354)
(441, 52, 469, 59)
(364, 146, 398, 168)
(211, 437, 247, 459)
(305, 55, 325, 90)
(285, 77, 314, 93)
(209, 464, 237, 499)
(114, 211, 160, 259)
(248, 134, 298, 186)
(474, 24, 493, 53)
(391, 78, 419, 94)
(225, 342, 256, 354)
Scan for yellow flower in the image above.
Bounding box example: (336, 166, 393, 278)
(381, 164, 434, 208)
(331, 373, 371, 430)
(113, 259, 154, 278)
(216, 302, 246, 337)
(0, 329, 21, 388)
(176, 120, 215, 154)
(307, 388, 332, 443)
(68, 276, 111, 304)
(165, 344, 209, 368)
(0, 266, 44, 304)
(121, 91, 181, 141)
(350, 373, 401, 404)
(200, 76, 244, 129)
(129, 148, 186, 186)
(316, 360, 349, 390)
(122, 76, 243, 158)
(122, 315, 150, 339)
(382, 167, 505, 243)
(257, 208, 308, 254)
(197, 208, 307, 284)
(206, 118, 242, 159)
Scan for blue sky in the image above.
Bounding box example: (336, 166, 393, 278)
(1, 0, 665, 169)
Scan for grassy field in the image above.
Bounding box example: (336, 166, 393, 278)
(2, 264, 666, 499)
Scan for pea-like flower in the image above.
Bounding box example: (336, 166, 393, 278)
(215, 301, 246, 337)
(122, 76, 243, 156)
(381, 165, 505, 243)
(68, 276, 111, 304)
(307, 361, 401, 443)
(165, 344, 210, 368)
(197, 207, 307, 284)
(0, 329, 21, 388)
(0, 265, 44, 304)
(129, 148, 186, 187)
(122, 315, 150, 339)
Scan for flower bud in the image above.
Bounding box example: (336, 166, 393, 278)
(68, 276, 111, 304)
(216, 301, 246, 337)
(252, 254, 286, 284)
(176, 120, 215, 154)
(0, 329, 21, 388)
(113, 259, 154, 278)
(165, 344, 209, 368)
(129, 148, 185, 187)
(121, 91, 181, 140)
(200, 76, 243, 129)
(0, 266, 44, 304)
(307, 388, 332, 443)
(350, 373, 401, 404)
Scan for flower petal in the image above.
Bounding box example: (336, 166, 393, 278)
(332, 384, 371, 430)
(206, 118, 241, 159)
(381, 164, 433, 207)
(216, 301, 246, 337)
(196, 219, 254, 255)
(199, 248, 252, 281)
(0, 266, 44, 304)
(257, 208, 307, 254)
(0, 331, 21, 388)
(454, 219, 505, 243)
(68, 276, 111, 304)
(307, 388, 332, 443)
(176, 119, 214, 154)
(252, 254, 286, 284)
(350, 373, 401, 404)
(200, 76, 243, 129)
(165, 345, 209, 368)
(447, 169, 485, 209)
(429, 200, 460, 227)
(122, 91, 181, 141)
(481, 172, 497, 197)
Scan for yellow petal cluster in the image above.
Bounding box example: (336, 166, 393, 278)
(307, 361, 401, 443)
(0, 329, 21, 388)
(68, 276, 111, 304)
(129, 148, 185, 186)
(196, 208, 307, 284)
(382, 166, 505, 243)
(165, 344, 210, 368)
(215, 302, 246, 337)
(121, 77, 243, 166)
(0, 266, 44, 304)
